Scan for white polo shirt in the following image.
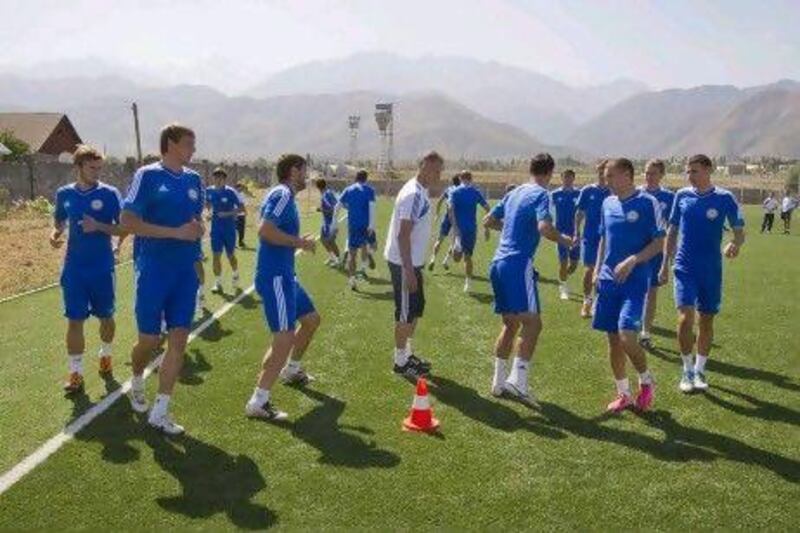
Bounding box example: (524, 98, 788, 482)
(384, 177, 432, 268)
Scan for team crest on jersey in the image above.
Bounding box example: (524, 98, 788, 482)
(706, 208, 719, 220)
(626, 210, 639, 222)
(158, 184, 169, 193)
(222, 197, 228, 203)
(188, 188, 199, 201)
(63, 201, 70, 209)
(91, 199, 103, 210)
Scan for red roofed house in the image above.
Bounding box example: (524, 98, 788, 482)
(0, 113, 83, 160)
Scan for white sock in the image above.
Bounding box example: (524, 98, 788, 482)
(507, 356, 529, 386)
(681, 354, 693, 372)
(639, 370, 653, 386)
(132, 374, 144, 391)
(197, 284, 204, 297)
(694, 354, 708, 373)
(99, 343, 113, 358)
(394, 346, 409, 367)
(215, 276, 222, 285)
(615, 378, 631, 396)
(68, 354, 83, 374)
(248, 387, 270, 406)
(560, 281, 567, 289)
(405, 338, 413, 354)
(286, 359, 300, 371)
(493, 358, 507, 385)
(151, 393, 171, 418)
(232, 270, 239, 280)
(442, 253, 450, 266)
(584, 296, 593, 305)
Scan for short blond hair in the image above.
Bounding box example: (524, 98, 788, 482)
(73, 144, 104, 167)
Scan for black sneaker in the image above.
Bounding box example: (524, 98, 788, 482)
(427, 261, 435, 272)
(393, 357, 429, 379)
(407, 354, 432, 371)
(245, 401, 288, 421)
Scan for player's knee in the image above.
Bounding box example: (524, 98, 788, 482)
(67, 319, 85, 332)
(301, 312, 321, 331)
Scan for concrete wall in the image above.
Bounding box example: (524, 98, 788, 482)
(0, 160, 272, 201)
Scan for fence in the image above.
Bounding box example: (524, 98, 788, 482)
(0, 160, 273, 201)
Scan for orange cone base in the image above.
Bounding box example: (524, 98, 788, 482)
(402, 415, 440, 433)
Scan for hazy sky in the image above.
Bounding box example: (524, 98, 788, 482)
(2, 0, 799, 92)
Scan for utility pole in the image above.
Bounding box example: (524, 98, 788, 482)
(131, 102, 143, 165)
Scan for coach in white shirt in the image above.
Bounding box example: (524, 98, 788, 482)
(781, 192, 798, 234)
(384, 151, 443, 378)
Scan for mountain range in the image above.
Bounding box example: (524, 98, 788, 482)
(1, 53, 799, 160)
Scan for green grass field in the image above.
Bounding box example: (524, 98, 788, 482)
(0, 202, 798, 530)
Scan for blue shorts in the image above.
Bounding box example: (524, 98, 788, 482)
(439, 217, 452, 238)
(557, 243, 581, 262)
(674, 268, 721, 315)
(348, 225, 370, 249)
(648, 253, 665, 288)
(61, 267, 115, 320)
(457, 227, 477, 256)
(321, 221, 337, 241)
(257, 274, 316, 333)
(211, 226, 236, 256)
(134, 262, 199, 335)
(489, 258, 541, 315)
(582, 236, 600, 267)
(592, 279, 646, 333)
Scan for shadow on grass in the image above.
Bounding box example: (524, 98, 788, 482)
(538, 402, 715, 463)
(426, 376, 566, 440)
(648, 324, 720, 349)
(704, 385, 800, 427)
(353, 290, 394, 301)
(275, 387, 401, 469)
(73, 402, 277, 529)
(445, 272, 489, 283)
(144, 431, 278, 529)
(467, 292, 494, 305)
(220, 291, 261, 310)
(179, 349, 213, 386)
(647, 346, 799, 393)
(636, 409, 800, 483)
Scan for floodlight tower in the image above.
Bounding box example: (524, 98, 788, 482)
(374, 102, 394, 174)
(347, 114, 360, 163)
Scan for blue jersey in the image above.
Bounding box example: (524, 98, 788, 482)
(598, 191, 664, 291)
(122, 162, 204, 269)
(441, 185, 457, 206)
(339, 182, 375, 229)
(669, 186, 744, 273)
(54, 182, 122, 272)
(490, 183, 552, 263)
(577, 184, 611, 240)
(256, 184, 298, 277)
(640, 186, 675, 229)
(320, 189, 338, 224)
(206, 185, 241, 230)
(551, 186, 580, 234)
(450, 184, 489, 231)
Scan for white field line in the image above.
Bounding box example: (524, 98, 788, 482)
(0, 284, 255, 496)
(0, 216, 337, 496)
(0, 259, 134, 305)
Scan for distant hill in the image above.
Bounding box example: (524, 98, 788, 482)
(247, 52, 647, 143)
(567, 81, 800, 157)
(0, 75, 579, 160)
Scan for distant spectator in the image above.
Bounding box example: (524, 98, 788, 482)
(234, 182, 247, 247)
(780, 191, 798, 234)
(761, 192, 779, 233)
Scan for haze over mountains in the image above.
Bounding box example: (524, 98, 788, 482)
(1, 53, 799, 160)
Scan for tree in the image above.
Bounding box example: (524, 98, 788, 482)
(0, 130, 30, 162)
(785, 164, 800, 194)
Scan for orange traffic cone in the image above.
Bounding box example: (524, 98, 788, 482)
(403, 377, 440, 432)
